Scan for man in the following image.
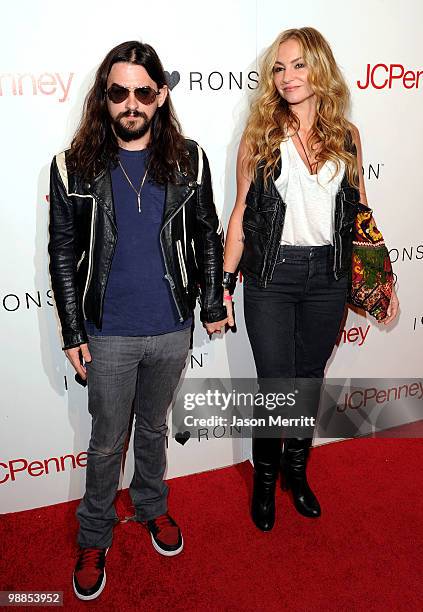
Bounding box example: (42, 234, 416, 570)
(49, 41, 227, 601)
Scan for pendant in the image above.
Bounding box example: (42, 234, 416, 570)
(137, 194, 141, 213)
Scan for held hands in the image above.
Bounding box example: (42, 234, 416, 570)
(204, 319, 228, 335)
(65, 343, 92, 380)
(382, 287, 399, 325)
(203, 288, 237, 335)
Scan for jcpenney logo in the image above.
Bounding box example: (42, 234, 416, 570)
(337, 381, 423, 412)
(0, 452, 87, 484)
(164, 69, 258, 92)
(357, 64, 423, 90)
(337, 324, 370, 347)
(0, 71, 74, 102)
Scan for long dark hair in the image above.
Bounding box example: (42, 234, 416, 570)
(67, 41, 190, 182)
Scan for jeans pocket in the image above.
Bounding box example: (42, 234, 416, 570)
(277, 256, 307, 265)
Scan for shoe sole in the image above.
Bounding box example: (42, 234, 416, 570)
(73, 570, 106, 601)
(150, 533, 184, 557)
(72, 547, 108, 601)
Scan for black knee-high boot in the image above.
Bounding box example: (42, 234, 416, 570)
(281, 438, 321, 518)
(251, 437, 281, 531)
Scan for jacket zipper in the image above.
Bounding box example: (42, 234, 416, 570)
(176, 239, 188, 289)
(77, 251, 86, 271)
(159, 190, 194, 321)
(333, 188, 344, 280)
(182, 204, 187, 257)
(191, 238, 198, 268)
(82, 197, 97, 319)
(263, 207, 278, 287)
(262, 182, 280, 287)
(339, 191, 344, 273)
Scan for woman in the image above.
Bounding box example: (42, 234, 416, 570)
(223, 27, 399, 531)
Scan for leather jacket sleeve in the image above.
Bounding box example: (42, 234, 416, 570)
(48, 156, 88, 350)
(194, 148, 226, 323)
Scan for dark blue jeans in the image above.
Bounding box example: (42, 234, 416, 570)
(76, 328, 191, 548)
(244, 245, 348, 440)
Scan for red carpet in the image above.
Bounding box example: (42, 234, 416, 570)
(1, 438, 422, 611)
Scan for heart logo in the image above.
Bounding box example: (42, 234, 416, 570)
(175, 431, 191, 446)
(164, 71, 181, 91)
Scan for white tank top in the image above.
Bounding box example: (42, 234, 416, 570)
(274, 137, 345, 246)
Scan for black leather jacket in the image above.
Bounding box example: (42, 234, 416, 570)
(240, 156, 368, 287)
(48, 139, 226, 350)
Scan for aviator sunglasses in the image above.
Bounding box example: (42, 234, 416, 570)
(106, 83, 160, 105)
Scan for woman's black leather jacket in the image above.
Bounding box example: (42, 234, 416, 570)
(240, 155, 367, 287)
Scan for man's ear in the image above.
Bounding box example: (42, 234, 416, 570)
(157, 84, 168, 107)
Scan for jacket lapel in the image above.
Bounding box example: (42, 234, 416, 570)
(77, 167, 193, 229)
(162, 177, 194, 227)
(87, 169, 117, 230)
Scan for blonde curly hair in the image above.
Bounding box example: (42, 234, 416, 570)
(244, 27, 359, 187)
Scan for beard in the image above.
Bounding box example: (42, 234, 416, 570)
(112, 110, 152, 142)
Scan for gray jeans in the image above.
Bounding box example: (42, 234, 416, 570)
(76, 328, 191, 548)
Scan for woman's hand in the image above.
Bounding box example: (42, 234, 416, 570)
(223, 289, 235, 328)
(383, 287, 399, 325)
(204, 319, 228, 335)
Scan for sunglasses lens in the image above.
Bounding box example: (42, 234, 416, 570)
(134, 87, 157, 105)
(107, 85, 158, 105)
(107, 85, 129, 104)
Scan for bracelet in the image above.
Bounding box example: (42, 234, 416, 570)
(224, 294, 233, 301)
(222, 271, 237, 295)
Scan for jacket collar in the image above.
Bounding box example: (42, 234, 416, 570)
(70, 162, 194, 228)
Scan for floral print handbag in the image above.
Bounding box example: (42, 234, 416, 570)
(349, 208, 394, 321)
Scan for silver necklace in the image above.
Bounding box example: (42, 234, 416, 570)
(118, 159, 150, 213)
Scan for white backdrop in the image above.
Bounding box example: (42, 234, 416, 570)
(1, 0, 422, 513)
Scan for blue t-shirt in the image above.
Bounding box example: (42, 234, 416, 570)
(86, 147, 192, 336)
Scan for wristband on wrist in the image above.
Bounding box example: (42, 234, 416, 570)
(222, 271, 237, 295)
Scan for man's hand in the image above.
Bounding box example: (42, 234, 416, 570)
(65, 343, 92, 380)
(383, 287, 399, 325)
(204, 318, 228, 336)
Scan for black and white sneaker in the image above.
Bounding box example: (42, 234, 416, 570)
(147, 513, 184, 556)
(73, 547, 108, 601)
